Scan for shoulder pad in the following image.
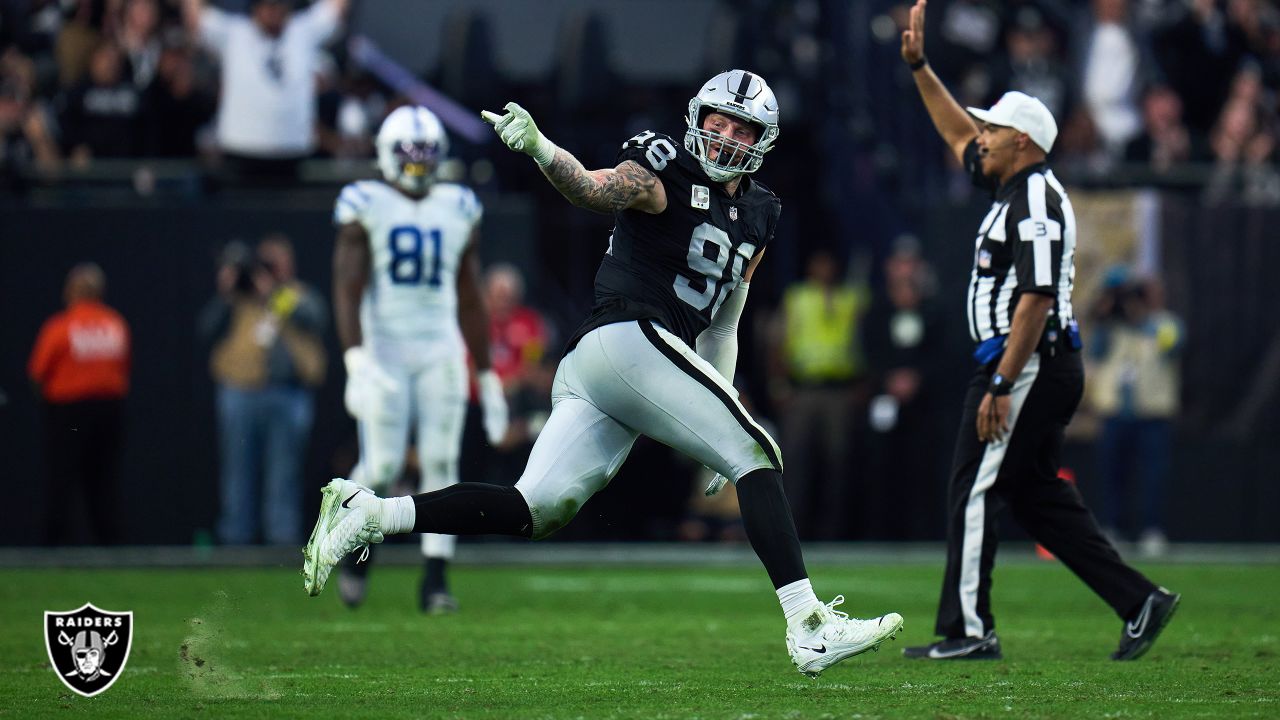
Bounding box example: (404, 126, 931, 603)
(748, 178, 780, 201)
(432, 183, 483, 225)
(333, 181, 377, 226)
(617, 130, 698, 176)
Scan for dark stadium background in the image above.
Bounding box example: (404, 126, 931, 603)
(2, 0, 1278, 546)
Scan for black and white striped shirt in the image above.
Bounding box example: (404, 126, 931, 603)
(963, 141, 1076, 343)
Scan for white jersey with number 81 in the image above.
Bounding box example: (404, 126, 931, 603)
(334, 179, 482, 362)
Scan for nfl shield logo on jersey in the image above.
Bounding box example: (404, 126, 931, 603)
(691, 184, 710, 210)
(729, 206, 738, 221)
(45, 603, 133, 697)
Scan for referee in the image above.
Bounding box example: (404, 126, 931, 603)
(898, 0, 1178, 661)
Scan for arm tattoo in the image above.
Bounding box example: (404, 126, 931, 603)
(540, 151, 658, 214)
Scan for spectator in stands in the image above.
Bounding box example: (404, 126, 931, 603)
(1153, 0, 1246, 137)
(861, 236, 949, 540)
(60, 40, 144, 161)
(486, 263, 552, 405)
(772, 249, 870, 540)
(182, 0, 348, 182)
(1124, 84, 1207, 174)
(1082, 0, 1144, 159)
(142, 36, 214, 157)
(0, 47, 59, 187)
(996, 5, 1071, 122)
(929, 0, 1003, 89)
(117, 0, 162, 92)
(1, 1, 60, 75)
(476, 263, 553, 485)
(1227, 0, 1280, 88)
(316, 69, 385, 161)
(1204, 68, 1280, 206)
(199, 235, 327, 545)
(56, 0, 113, 89)
(28, 263, 131, 545)
(1087, 268, 1183, 557)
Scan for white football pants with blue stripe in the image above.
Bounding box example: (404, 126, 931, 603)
(350, 350, 467, 560)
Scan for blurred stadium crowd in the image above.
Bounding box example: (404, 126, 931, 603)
(5, 0, 1279, 546)
(3, 0, 1280, 195)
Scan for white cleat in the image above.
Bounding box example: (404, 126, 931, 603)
(302, 479, 385, 597)
(786, 596, 904, 677)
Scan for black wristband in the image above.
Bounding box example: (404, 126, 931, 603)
(909, 56, 928, 72)
(988, 373, 1013, 397)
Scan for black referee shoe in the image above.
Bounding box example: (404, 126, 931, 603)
(903, 630, 1002, 660)
(1112, 588, 1180, 660)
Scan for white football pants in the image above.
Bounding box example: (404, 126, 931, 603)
(351, 351, 467, 559)
(515, 320, 782, 539)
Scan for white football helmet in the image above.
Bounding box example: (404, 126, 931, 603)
(685, 69, 780, 182)
(376, 105, 449, 194)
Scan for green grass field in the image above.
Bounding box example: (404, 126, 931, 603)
(1, 561, 1276, 719)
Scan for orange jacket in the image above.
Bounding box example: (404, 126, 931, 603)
(28, 300, 131, 403)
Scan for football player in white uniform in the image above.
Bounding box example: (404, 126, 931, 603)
(306, 73, 902, 676)
(330, 105, 508, 613)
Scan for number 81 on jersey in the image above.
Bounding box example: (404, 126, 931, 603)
(388, 225, 443, 287)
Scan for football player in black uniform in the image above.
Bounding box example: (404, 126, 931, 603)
(302, 70, 903, 676)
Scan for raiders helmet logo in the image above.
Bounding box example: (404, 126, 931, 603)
(729, 206, 738, 221)
(44, 603, 133, 697)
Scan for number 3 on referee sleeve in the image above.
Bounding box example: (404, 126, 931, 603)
(1017, 216, 1060, 287)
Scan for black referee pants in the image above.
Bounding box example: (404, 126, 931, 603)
(43, 398, 123, 546)
(933, 351, 1156, 639)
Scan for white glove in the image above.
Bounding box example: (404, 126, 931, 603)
(477, 369, 510, 445)
(480, 102, 558, 166)
(343, 347, 399, 421)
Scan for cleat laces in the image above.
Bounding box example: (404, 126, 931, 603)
(321, 511, 380, 566)
(818, 595, 879, 643)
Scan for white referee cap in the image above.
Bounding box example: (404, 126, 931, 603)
(967, 91, 1058, 153)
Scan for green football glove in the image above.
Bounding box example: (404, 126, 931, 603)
(480, 102, 557, 166)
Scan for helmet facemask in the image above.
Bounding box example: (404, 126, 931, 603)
(389, 139, 443, 194)
(683, 70, 780, 183)
(376, 106, 449, 195)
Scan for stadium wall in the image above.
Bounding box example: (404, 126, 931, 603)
(1, 191, 1276, 544)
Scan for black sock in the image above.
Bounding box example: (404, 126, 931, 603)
(423, 557, 447, 594)
(736, 469, 808, 589)
(412, 483, 533, 538)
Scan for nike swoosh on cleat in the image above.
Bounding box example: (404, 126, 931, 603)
(341, 491, 361, 509)
(800, 645, 827, 654)
(1126, 597, 1154, 638)
(926, 640, 991, 659)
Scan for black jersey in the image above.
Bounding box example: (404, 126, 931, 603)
(566, 130, 782, 350)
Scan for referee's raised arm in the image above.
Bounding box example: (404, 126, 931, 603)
(901, 0, 978, 164)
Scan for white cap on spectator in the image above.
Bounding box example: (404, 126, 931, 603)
(967, 91, 1058, 153)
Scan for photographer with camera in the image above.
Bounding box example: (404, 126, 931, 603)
(1087, 266, 1184, 557)
(199, 235, 327, 545)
